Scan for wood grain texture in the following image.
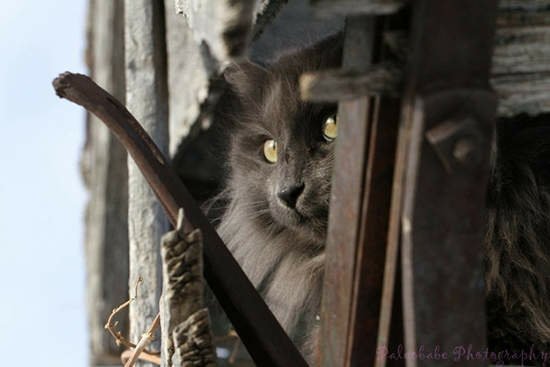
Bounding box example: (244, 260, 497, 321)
(311, 0, 404, 16)
(320, 16, 376, 367)
(82, 1, 129, 365)
(164, 1, 219, 156)
(160, 223, 216, 367)
(125, 2, 170, 366)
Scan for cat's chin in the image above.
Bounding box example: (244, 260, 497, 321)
(269, 204, 327, 246)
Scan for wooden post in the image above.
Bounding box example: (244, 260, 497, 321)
(397, 2, 497, 366)
(82, 1, 128, 365)
(313, 13, 403, 367)
(125, 1, 169, 365)
(318, 17, 376, 367)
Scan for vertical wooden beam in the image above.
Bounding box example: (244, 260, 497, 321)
(320, 16, 376, 367)
(318, 14, 403, 367)
(397, 2, 498, 366)
(82, 1, 128, 365)
(124, 1, 169, 365)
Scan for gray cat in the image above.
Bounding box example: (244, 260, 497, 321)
(210, 33, 550, 363)
(210, 34, 342, 360)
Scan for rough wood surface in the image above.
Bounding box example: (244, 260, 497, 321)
(300, 63, 401, 101)
(82, 1, 129, 365)
(311, 0, 404, 16)
(320, 16, 376, 367)
(164, 1, 219, 156)
(493, 26, 550, 75)
(492, 72, 550, 116)
(125, 2, 170, 366)
(491, 2, 550, 115)
(160, 213, 216, 367)
(174, 0, 258, 60)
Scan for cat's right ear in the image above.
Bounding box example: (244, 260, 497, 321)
(223, 61, 268, 96)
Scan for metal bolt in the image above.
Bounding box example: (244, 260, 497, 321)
(453, 137, 479, 167)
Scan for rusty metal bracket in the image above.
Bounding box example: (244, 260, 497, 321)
(425, 91, 494, 173)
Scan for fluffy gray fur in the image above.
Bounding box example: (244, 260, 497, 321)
(211, 35, 342, 359)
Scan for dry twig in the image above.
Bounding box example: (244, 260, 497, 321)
(104, 277, 161, 364)
(124, 314, 161, 367)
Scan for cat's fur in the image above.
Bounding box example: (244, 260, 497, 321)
(212, 34, 550, 360)
(485, 116, 550, 357)
(211, 35, 342, 358)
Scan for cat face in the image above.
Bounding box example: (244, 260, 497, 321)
(221, 40, 342, 247)
(233, 83, 336, 245)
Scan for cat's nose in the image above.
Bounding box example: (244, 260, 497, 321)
(277, 183, 305, 208)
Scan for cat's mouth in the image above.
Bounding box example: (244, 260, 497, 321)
(271, 202, 307, 227)
(268, 200, 327, 244)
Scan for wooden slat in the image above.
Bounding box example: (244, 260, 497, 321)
(311, 0, 404, 16)
(493, 26, 550, 75)
(83, 1, 129, 365)
(319, 16, 376, 367)
(492, 72, 550, 116)
(300, 64, 401, 102)
(124, 2, 170, 365)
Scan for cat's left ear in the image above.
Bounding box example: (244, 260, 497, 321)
(223, 61, 269, 96)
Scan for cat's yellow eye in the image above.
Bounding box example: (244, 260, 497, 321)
(263, 139, 278, 163)
(322, 115, 338, 142)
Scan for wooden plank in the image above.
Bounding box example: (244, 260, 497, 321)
(347, 95, 401, 367)
(164, 1, 217, 156)
(124, 2, 169, 365)
(492, 72, 550, 116)
(397, 2, 498, 366)
(300, 64, 401, 102)
(319, 15, 376, 367)
(311, 0, 404, 16)
(493, 26, 550, 75)
(82, 1, 129, 365)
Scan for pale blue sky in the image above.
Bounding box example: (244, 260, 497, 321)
(0, 1, 88, 365)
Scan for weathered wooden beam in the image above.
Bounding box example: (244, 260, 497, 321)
(125, 2, 169, 366)
(164, 0, 222, 156)
(311, 0, 404, 16)
(316, 13, 404, 367)
(300, 64, 401, 102)
(493, 26, 550, 75)
(52, 72, 307, 367)
(82, 1, 129, 365)
(492, 72, 550, 117)
(319, 16, 376, 367)
(396, 2, 498, 366)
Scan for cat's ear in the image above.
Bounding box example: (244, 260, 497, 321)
(223, 61, 268, 96)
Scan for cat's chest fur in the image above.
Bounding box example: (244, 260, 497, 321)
(217, 202, 325, 347)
